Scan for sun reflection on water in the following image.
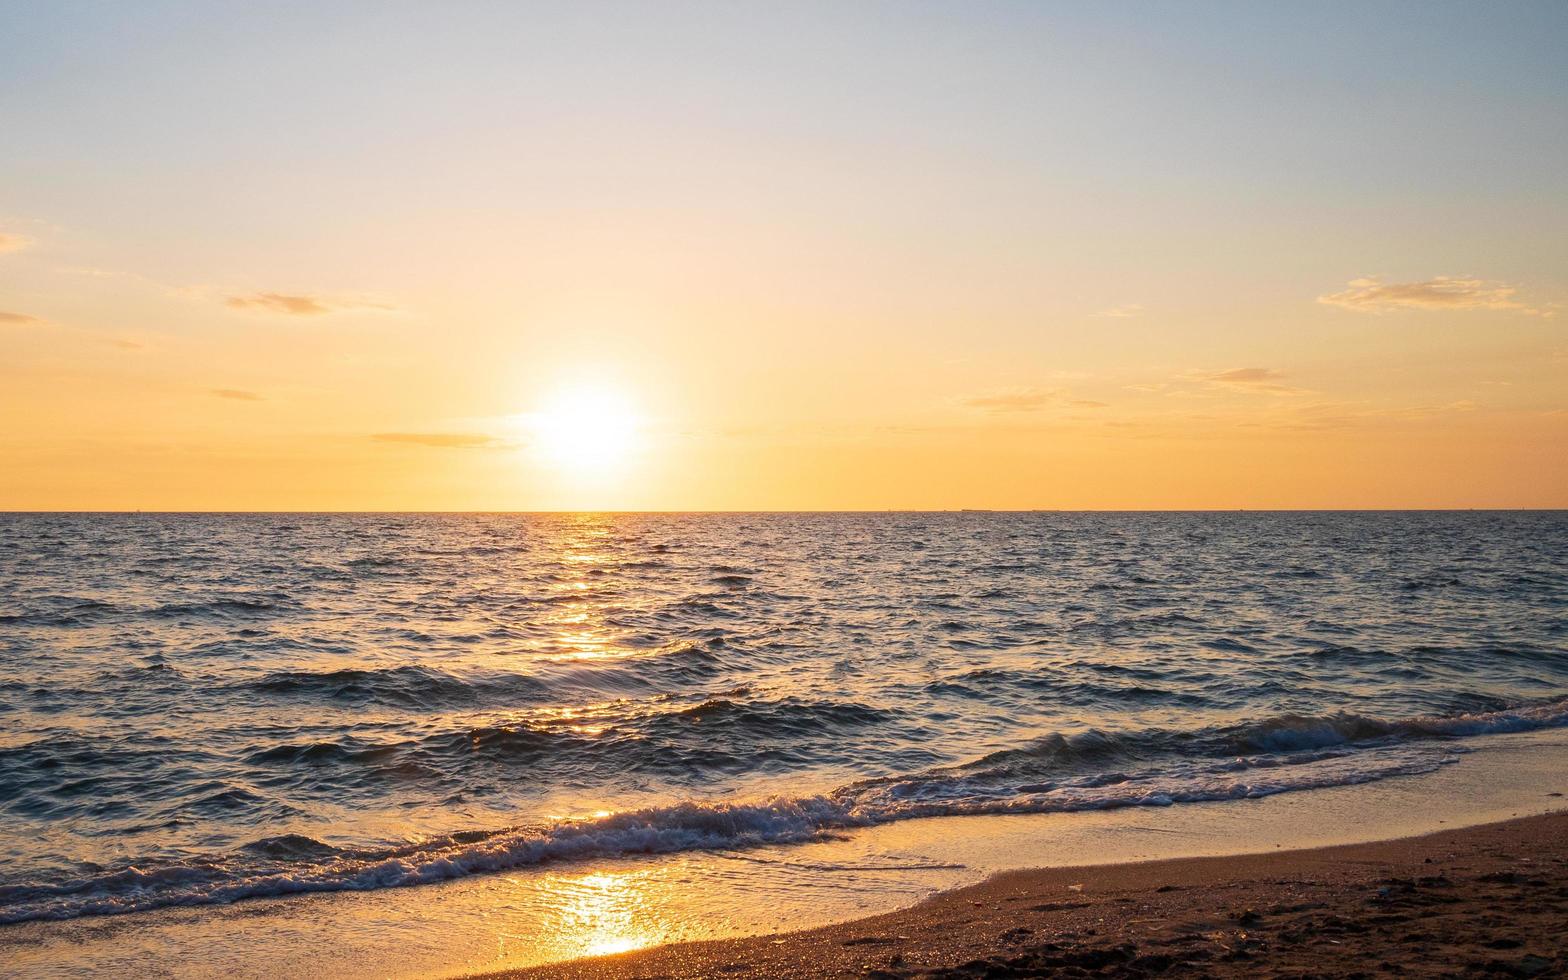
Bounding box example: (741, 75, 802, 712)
(544, 869, 662, 959)
(535, 519, 639, 662)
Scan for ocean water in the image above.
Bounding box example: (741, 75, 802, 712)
(1, 511, 1565, 926)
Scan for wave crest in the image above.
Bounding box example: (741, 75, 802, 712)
(3, 696, 1564, 925)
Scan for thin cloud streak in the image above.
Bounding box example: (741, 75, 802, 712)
(1318, 276, 1545, 315)
(225, 293, 399, 316)
(212, 389, 263, 401)
(962, 387, 1059, 413)
(1202, 367, 1304, 396)
(1209, 367, 1285, 384)
(372, 432, 511, 450)
(1092, 304, 1144, 318)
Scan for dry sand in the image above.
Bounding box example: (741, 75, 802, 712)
(482, 810, 1568, 979)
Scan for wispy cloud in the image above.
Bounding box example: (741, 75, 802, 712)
(1260, 398, 1486, 431)
(61, 272, 401, 319)
(1208, 367, 1285, 384)
(962, 387, 1058, 413)
(0, 310, 42, 326)
(1318, 276, 1546, 315)
(226, 292, 397, 316)
(1092, 304, 1143, 319)
(226, 293, 330, 316)
(0, 232, 32, 254)
(212, 388, 263, 401)
(373, 432, 510, 450)
(1202, 367, 1305, 396)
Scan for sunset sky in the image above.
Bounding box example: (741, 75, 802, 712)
(2, 1, 1565, 510)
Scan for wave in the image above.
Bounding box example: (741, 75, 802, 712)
(0, 594, 288, 627)
(147, 596, 287, 619)
(231, 695, 905, 792)
(238, 644, 736, 710)
(945, 696, 1564, 780)
(3, 696, 1565, 925)
(245, 665, 548, 709)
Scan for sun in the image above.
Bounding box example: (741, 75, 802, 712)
(528, 383, 642, 473)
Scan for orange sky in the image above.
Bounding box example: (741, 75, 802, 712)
(2, 3, 1565, 510)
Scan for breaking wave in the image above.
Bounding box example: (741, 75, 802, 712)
(3, 696, 1564, 924)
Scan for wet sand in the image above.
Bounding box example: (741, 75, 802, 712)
(485, 810, 1568, 979)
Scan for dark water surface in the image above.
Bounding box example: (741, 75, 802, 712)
(1, 512, 1564, 923)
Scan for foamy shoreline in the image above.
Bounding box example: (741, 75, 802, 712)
(8, 697, 1567, 927)
(4, 727, 1566, 978)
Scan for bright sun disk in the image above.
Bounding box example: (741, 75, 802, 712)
(528, 384, 641, 473)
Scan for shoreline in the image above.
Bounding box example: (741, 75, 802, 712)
(4, 728, 1566, 977)
(485, 810, 1568, 978)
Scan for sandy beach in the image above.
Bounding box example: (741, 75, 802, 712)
(486, 810, 1568, 979)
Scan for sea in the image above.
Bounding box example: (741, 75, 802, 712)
(2, 511, 1566, 931)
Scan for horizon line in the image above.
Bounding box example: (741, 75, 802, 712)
(3, 508, 1565, 516)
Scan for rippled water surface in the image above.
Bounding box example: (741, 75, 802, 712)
(2, 512, 1565, 924)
